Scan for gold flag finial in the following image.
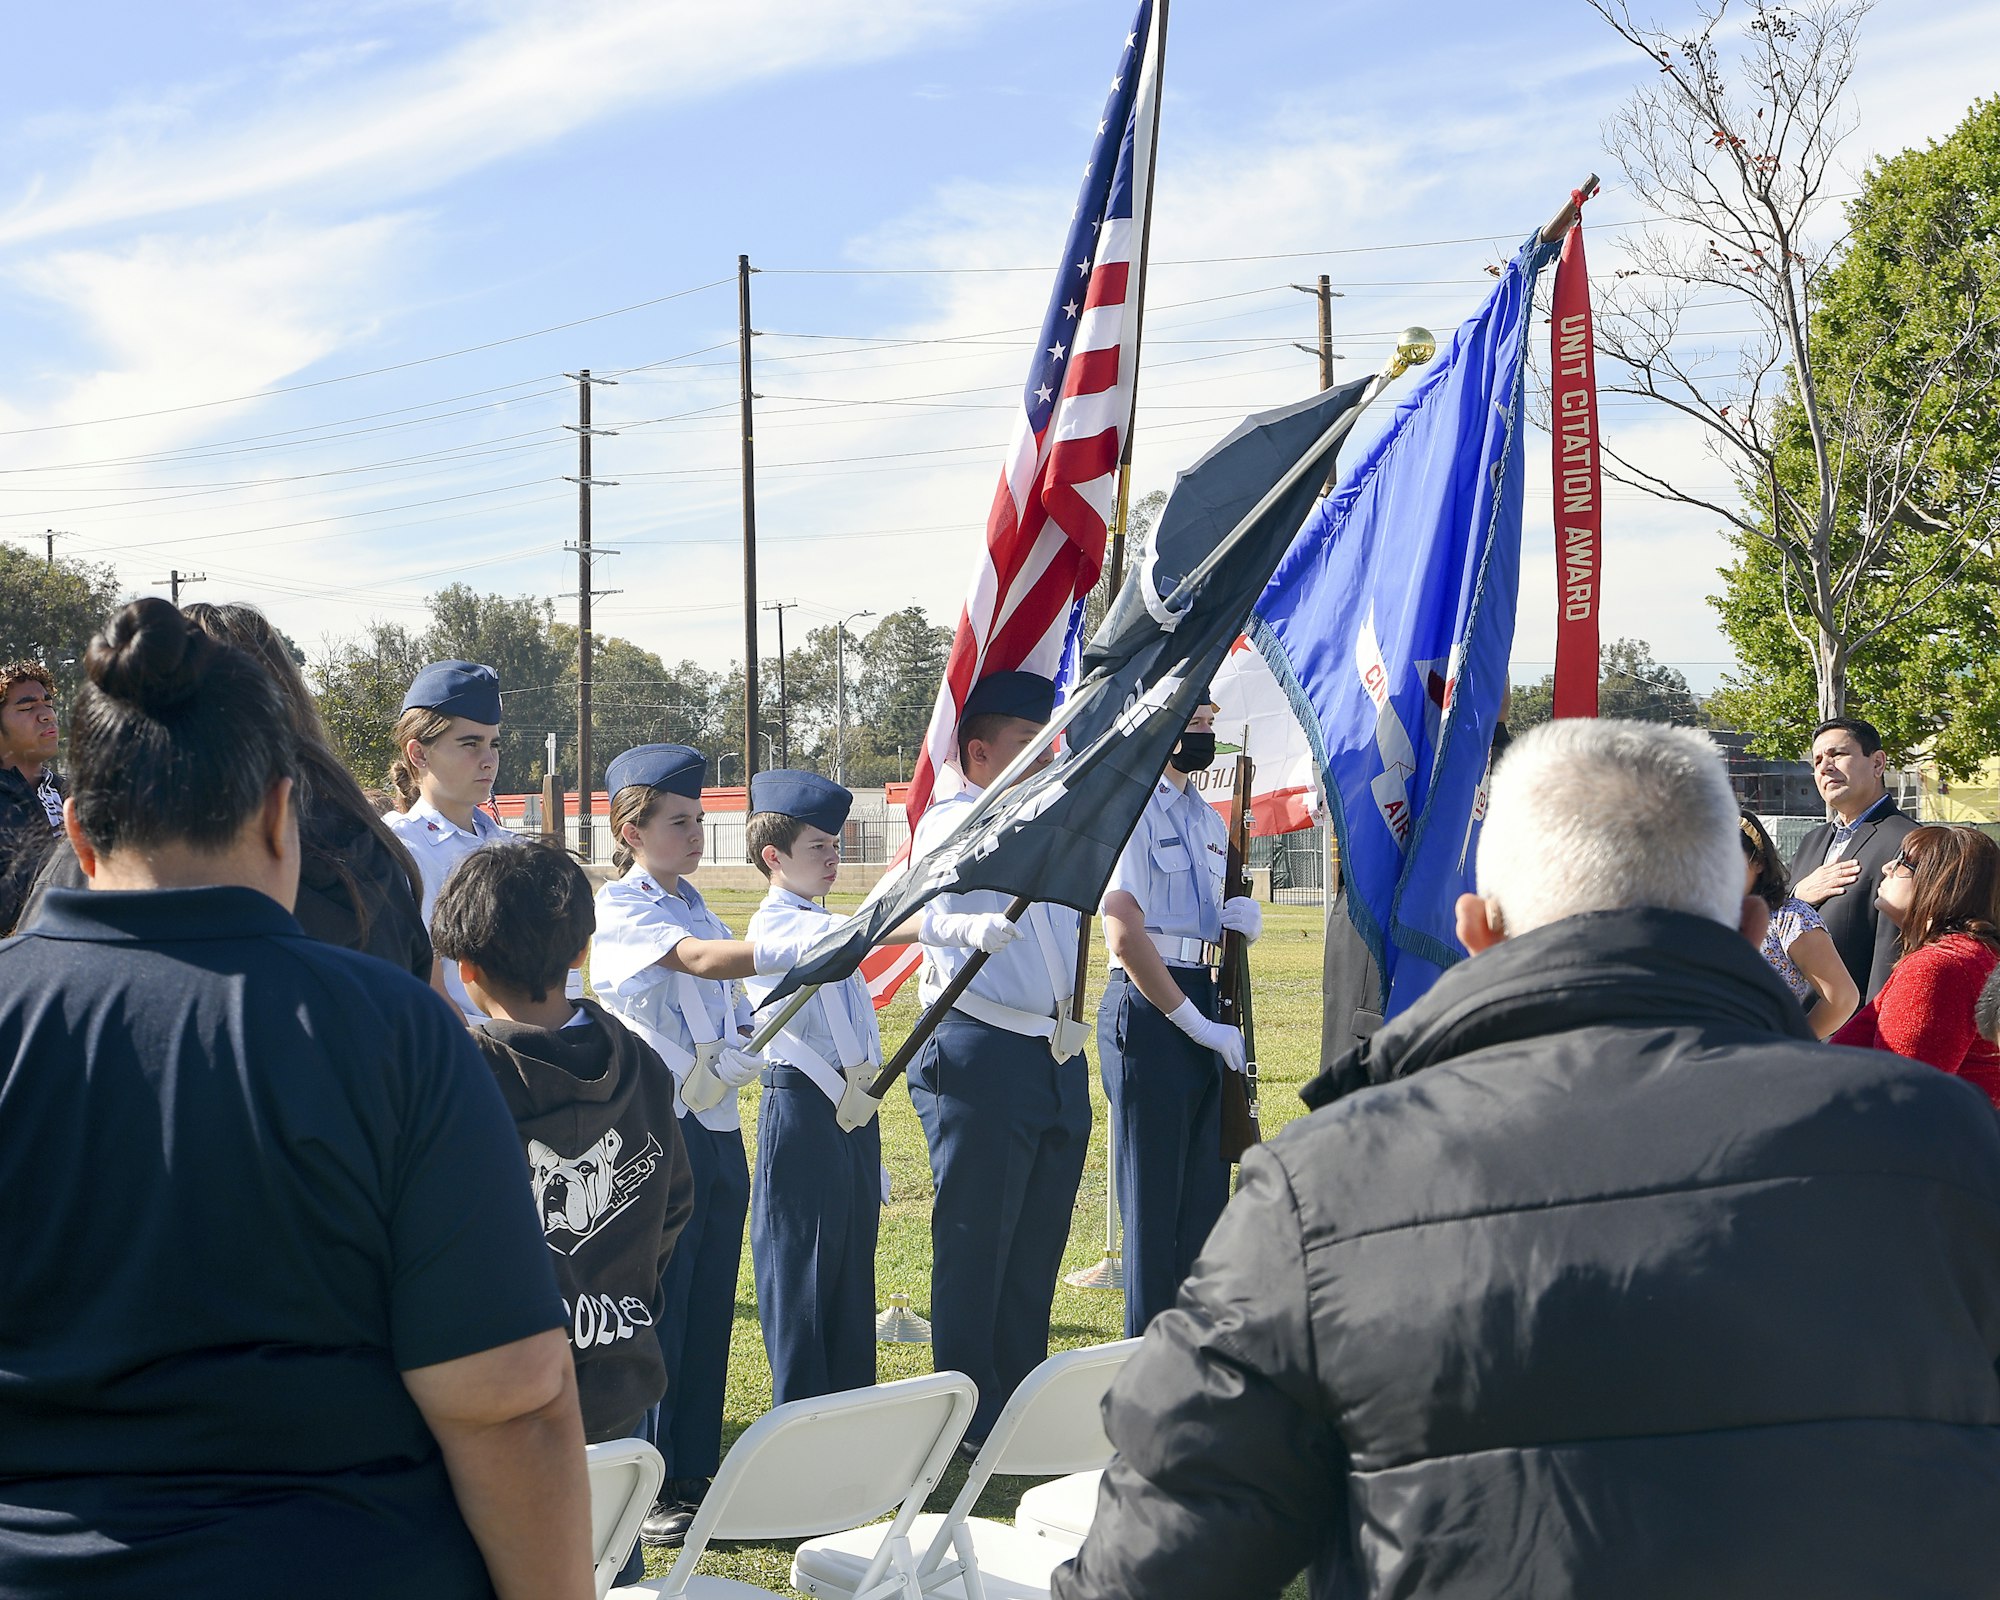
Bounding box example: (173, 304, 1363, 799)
(1385, 326, 1438, 381)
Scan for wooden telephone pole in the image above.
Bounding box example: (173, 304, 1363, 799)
(564, 369, 620, 861)
(763, 599, 795, 768)
(1293, 274, 1340, 390)
(738, 255, 761, 800)
(161, 569, 206, 606)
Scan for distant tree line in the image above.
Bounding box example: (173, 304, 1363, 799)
(1, 550, 953, 796)
(308, 587, 951, 795)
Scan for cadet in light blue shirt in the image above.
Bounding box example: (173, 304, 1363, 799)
(592, 743, 783, 1552)
(1098, 698, 1264, 1337)
(381, 659, 507, 1021)
(908, 671, 1093, 1444)
(744, 770, 896, 1405)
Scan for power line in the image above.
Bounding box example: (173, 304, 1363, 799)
(0, 277, 734, 438)
(754, 218, 1668, 276)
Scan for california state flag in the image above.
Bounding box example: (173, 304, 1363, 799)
(1184, 634, 1322, 837)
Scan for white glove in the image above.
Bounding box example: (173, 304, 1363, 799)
(714, 1045, 764, 1088)
(1165, 998, 1246, 1075)
(923, 908, 1023, 955)
(1219, 896, 1264, 942)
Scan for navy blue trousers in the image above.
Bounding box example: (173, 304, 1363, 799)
(1098, 967, 1228, 1338)
(648, 1113, 748, 1483)
(751, 1067, 882, 1404)
(910, 1012, 1090, 1439)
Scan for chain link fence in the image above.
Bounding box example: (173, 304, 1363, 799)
(1253, 823, 1329, 906)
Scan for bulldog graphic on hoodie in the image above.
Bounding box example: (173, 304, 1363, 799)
(472, 997, 694, 1443)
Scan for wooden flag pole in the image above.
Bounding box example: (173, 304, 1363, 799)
(1072, 0, 1171, 1059)
(1540, 174, 1599, 244)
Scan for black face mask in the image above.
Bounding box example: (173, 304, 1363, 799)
(1170, 731, 1217, 773)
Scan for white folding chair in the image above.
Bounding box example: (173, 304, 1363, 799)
(791, 1339, 1140, 1600)
(589, 1437, 666, 1599)
(1011, 1469, 1101, 1551)
(610, 1371, 978, 1600)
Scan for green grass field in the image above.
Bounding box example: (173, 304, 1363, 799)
(632, 889, 1327, 1593)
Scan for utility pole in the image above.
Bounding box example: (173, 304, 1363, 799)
(762, 599, 795, 768)
(160, 569, 206, 606)
(739, 254, 762, 798)
(564, 369, 621, 862)
(1292, 275, 1342, 390)
(834, 607, 874, 785)
(43, 529, 71, 569)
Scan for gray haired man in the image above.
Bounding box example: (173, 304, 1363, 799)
(1054, 719, 2000, 1600)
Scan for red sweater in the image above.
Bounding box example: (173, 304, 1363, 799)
(1832, 933, 2000, 1108)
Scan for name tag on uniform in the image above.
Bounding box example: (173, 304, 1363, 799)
(1152, 837, 1191, 874)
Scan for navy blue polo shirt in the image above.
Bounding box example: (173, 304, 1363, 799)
(0, 887, 566, 1600)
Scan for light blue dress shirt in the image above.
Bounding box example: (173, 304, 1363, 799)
(381, 796, 507, 1020)
(912, 782, 1080, 1019)
(1102, 775, 1229, 961)
(746, 886, 882, 1109)
(592, 870, 752, 1133)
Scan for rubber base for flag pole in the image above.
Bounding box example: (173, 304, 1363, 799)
(875, 1294, 933, 1344)
(1064, 1249, 1125, 1292)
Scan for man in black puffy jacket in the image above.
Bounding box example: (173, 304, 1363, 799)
(1054, 719, 2000, 1600)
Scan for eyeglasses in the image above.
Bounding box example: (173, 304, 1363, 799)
(1890, 850, 1920, 876)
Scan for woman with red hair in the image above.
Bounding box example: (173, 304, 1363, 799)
(1833, 824, 2000, 1107)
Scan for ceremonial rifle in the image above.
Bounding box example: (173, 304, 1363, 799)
(1218, 737, 1261, 1163)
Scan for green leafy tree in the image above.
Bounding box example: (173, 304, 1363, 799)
(0, 546, 123, 730)
(560, 631, 720, 788)
(852, 607, 952, 782)
(1587, 3, 2000, 734)
(1509, 638, 1705, 734)
(310, 621, 427, 791)
(1709, 94, 2000, 771)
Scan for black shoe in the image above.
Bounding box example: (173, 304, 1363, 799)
(954, 1436, 986, 1465)
(669, 1476, 711, 1508)
(639, 1499, 697, 1550)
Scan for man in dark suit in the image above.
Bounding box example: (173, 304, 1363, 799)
(1787, 716, 1916, 1001)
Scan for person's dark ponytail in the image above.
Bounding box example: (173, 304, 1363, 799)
(70, 599, 297, 857)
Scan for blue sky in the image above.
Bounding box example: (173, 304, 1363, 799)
(3, 0, 1995, 696)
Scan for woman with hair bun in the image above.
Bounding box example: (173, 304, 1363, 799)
(0, 599, 592, 1600)
(1833, 824, 2000, 1107)
(381, 659, 507, 1020)
(10, 603, 431, 985)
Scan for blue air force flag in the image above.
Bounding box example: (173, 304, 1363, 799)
(1252, 231, 1562, 1018)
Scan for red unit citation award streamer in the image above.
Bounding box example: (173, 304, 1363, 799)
(1550, 199, 1601, 719)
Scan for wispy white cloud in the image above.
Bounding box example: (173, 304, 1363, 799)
(0, 214, 419, 473)
(0, 0, 1004, 247)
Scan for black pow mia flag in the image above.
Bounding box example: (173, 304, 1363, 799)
(760, 376, 1377, 1007)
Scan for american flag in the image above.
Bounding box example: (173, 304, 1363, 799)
(862, 0, 1159, 1007)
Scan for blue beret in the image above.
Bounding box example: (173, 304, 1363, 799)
(402, 660, 501, 724)
(606, 743, 705, 800)
(962, 670, 1056, 725)
(750, 770, 852, 836)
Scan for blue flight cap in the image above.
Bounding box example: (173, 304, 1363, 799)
(750, 770, 852, 836)
(402, 660, 502, 724)
(606, 743, 705, 800)
(962, 670, 1056, 724)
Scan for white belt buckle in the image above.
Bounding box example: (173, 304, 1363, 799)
(678, 1038, 730, 1114)
(1049, 1013, 1091, 1062)
(835, 1064, 884, 1132)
